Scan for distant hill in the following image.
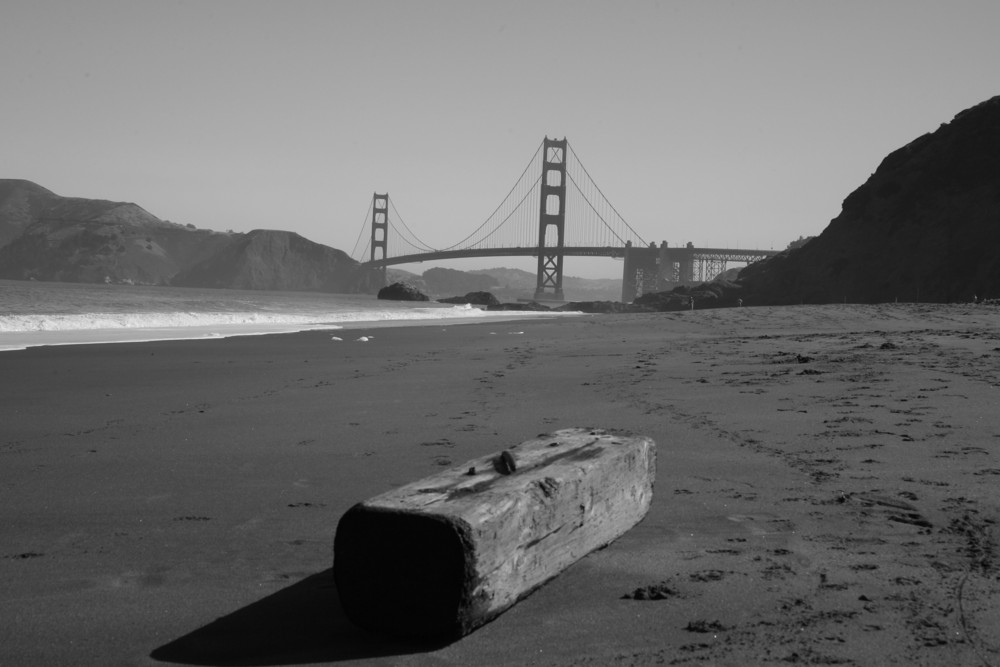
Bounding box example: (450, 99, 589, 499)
(0, 179, 378, 292)
(0, 179, 58, 248)
(740, 95, 1000, 304)
(383, 265, 621, 300)
(469, 267, 622, 301)
(0, 180, 236, 285)
(421, 267, 499, 296)
(172, 229, 377, 292)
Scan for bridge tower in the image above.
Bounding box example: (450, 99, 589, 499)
(370, 192, 388, 285)
(534, 137, 568, 301)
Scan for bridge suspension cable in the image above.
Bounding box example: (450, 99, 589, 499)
(565, 141, 647, 247)
(352, 137, 649, 263)
(352, 195, 440, 262)
(388, 197, 437, 253)
(350, 140, 546, 262)
(350, 197, 373, 259)
(436, 139, 544, 251)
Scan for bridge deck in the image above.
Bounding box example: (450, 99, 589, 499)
(362, 246, 777, 269)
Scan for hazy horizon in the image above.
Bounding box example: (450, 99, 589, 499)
(3, 1, 998, 278)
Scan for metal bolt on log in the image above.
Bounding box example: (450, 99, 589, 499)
(333, 427, 656, 639)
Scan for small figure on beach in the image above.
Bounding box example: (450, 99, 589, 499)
(737, 298, 743, 307)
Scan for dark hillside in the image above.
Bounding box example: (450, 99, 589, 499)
(0, 180, 375, 292)
(740, 96, 1000, 304)
(172, 229, 380, 292)
(0, 182, 234, 285)
(0, 180, 59, 248)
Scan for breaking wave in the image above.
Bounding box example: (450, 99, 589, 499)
(0, 303, 513, 333)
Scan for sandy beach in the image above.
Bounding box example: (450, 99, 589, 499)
(2, 304, 999, 666)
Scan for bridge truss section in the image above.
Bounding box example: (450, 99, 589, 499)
(621, 244, 778, 301)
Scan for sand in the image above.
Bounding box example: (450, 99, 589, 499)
(1, 304, 998, 666)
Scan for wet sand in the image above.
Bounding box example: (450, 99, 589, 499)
(2, 304, 999, 666)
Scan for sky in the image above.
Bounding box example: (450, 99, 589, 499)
(3, 1, 999, 278)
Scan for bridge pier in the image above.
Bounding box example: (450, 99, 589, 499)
(534, 138, 567, 301)
(622, 242, 647, 302)
(622, 243, 778, 301)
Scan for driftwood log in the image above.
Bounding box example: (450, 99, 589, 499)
(333, 427, 656, 638)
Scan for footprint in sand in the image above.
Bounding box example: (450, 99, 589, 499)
(684, 620, 728, 633)
(621, 581, 679, 600)
(728, 514, 796, 535)
(848, 492, 933, 528)
(420, 438, 455, 448)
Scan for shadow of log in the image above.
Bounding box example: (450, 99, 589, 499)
(150, 568, 451, 665)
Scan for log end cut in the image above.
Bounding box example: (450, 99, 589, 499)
(334, 507, 474, 638)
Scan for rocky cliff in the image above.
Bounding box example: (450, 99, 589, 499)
(0, 180, 58, 248)
(740, 96, 1000, 304)
(0, 180, 234, 285)
(0, 180, 376, 292)
(172, 229, 380, 292)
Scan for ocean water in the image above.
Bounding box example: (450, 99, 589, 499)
(0, 279, 573, 352)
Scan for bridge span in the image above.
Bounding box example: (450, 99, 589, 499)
(353, 137, 777, 301)
(363, 245, 627, 267)
(361, 242, 778, 302)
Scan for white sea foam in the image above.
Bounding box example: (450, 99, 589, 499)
(0, 304, 577, 351)
(0, 303, 517, 333)
(0, 281, 579, 352)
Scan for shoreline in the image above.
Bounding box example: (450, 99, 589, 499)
(2, 303, 998, 665)
(0, 310, 582, 352)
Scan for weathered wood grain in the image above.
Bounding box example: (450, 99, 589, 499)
(333, 427, 656, 638)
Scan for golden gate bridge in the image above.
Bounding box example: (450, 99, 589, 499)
(351, 138, 777, 301)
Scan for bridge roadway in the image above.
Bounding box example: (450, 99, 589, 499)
(361, 246, 626, 268)
(360, 245, 776, 269)
(361, 244, 779, 302)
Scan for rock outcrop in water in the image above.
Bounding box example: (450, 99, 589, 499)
(437, 291, 502, 307)
(378, 282, 430, 301)
(739, 95, 1000, 304)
